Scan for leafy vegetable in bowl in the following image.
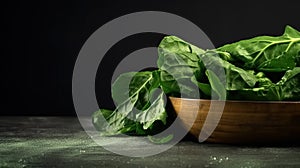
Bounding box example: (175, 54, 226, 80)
(92, 25, 300, 137)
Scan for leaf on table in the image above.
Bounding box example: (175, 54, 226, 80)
(93, 71, 168, 136)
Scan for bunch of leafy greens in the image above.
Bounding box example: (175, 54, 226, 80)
(93, 25, 300, 137)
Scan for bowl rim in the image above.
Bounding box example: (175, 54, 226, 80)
(168, 96, 300, 104)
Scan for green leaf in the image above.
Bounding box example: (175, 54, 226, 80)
(200, 51, 258, 90)
(129, 71, 159, 110)
(191, 76, 211, 96)
(148, 134, 174, 144)
(218, 25, 300, 72)
(93, 71, 168, 136)
(111, 72, 137, 106)
(92, 109, 113, 132)
(157, 36, 204, 98)
(157, 36, 204, 68)
(277, 67, 300, 100)
(135, 91, 167, 129)
(226, 68, 300, 101)
(205, 70, 226, 100)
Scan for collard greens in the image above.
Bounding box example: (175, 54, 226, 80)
(93, 25, 300, 136)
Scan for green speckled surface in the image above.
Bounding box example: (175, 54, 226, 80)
(0, 117, 300, 168)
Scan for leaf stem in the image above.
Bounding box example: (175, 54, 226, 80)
(249, 38, 300, 67)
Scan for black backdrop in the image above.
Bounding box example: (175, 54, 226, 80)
(3, 1, 300, 116)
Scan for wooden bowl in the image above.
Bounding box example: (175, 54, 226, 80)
(169, 97, 300, 144)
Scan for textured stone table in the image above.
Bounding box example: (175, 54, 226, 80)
(1, 117, 300, 168)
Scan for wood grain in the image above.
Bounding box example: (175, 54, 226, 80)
(169, 97, 300, 144)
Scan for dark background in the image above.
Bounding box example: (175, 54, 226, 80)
(3, 1, 300, 116)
